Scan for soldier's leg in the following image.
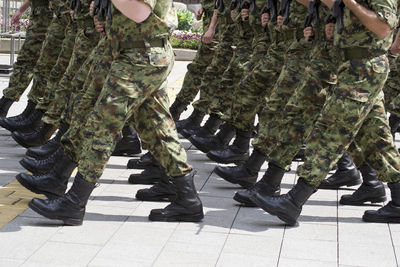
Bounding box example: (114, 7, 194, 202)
(176, 23, 235, 132)
(42, 23, 100, 127)
(35, 21, 78, 112)
(0, 6, 52, 117)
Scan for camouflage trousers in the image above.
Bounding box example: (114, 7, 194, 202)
(252, 39, 312, 152)
(383, 55, 400, 117)
(297, 55, 400, 187)
(209, 32, 254, 118)
(27, 13, 72, 106)
(174, 41, 216, 106)
(65, 43, 191, 182)
(2, 6, 52, 101)
(174, 11, 217, 107)
(226, 36, 285, 130)
(62, 37, 113, 162)
(192, 23, 236, 114)
(265, 40, 337, 170)
(42, 21, 100, 126)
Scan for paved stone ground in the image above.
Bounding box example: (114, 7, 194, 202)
(0, 56, 400, 267)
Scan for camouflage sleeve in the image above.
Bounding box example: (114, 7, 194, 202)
(137, 0, 156, 10)
(369, 0, 398, 30)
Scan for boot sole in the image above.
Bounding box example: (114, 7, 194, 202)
(233, 194, 257, 207)
(319, 179, 362, 190)
(362, 214, 400, 223)
(188, 136, 214, 153)
(19, 159, 49, 175)
(249, 195, 297, 226)
(148, 212, 204, 222)
(28, 201, 83, 226)
(16, 174, 61, 199)
(206, 153, 248, 165)
(11, 132, 34, 148)
(112, 148, 142, 157)
(136, 195, 177, 202)
(340, 196, 387, 206)
(128, 177, 161, 185)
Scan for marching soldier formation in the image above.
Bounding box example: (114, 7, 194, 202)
(0, 0, 399, 226)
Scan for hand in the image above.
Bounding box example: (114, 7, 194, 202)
(10, 10, 22, 25)
(391, 42, 400, 54)
(261, 12, 270, 27)
(90, 1, 95, 14)
(70, 10, 75, 21)
(94, 16, 105, 34)
(304, 26, 314, 42)
(325, 23, 335, 39)
(230, 10, 236, 21)
(195, 7, 203, 20)
(202, 28, 215, 43)
(241, 9, 249, 21)
(277, 15, 284, 29)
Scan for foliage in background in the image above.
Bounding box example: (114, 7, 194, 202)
(170, 30, 202, 50)
(177, 9, 195, 32)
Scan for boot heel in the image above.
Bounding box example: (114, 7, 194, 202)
(369, 196, 387, 203)
(63, 217, 83, 226)
(176, 212, 204, 222)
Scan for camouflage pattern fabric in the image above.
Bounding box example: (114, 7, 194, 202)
(26, 8, 72, 106)
(220, 0, 273, 127)
(209, 4, 254, 118)
(173, 0, 217, 107)
(383, 54, 400, 117)
(35, 20, 78, 111)
(62, 36, 113, 162)
(249, 1, 309, 144)
(2, 3, 52, 101)
(191, 0, 237, 114)
(42, 6, 100, 126)
(296, 0, 400, 187)
(64, 5, 191, 182)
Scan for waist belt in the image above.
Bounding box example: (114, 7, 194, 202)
(120, 39, 165, 50)
(343, 47, 385, 61)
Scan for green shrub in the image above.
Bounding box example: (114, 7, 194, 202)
(177, 9, 195, 32)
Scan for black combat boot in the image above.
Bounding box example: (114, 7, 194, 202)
(0, 97, 13, 117)
(16, 148, 77, 198)
(12, 123, 57, 148)
(112, 126, 141, 156)
(127, 152, 159, 169)
(319, 152, 362, 189)
(169, 99, 187, 121)
(181, 114, 223, 139)
(20, 146, 64, 175)
(0, 108, 44, 132)
(214, 149, 267, 188)
(28, 173, 96, 226)
(363, 182, 400, 223)
(128, 166, 164, 184)
(293, 144, 306, 161)
(340, 165, 387, 205)
(175, 109, 205, 133)
(0, 100, 35, 122)
(206, 129, 252, 164)
(249, 178, 316, 225)
(149, 171, 204, 222)
(389, 114, 400, 140)
(189, 123, 236, 153)
(136, 175, 177, 202)
(233, 162, 284, 206)
(25, 123, 68, 159)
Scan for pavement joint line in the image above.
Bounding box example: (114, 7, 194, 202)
(0, 179, 43, 229)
